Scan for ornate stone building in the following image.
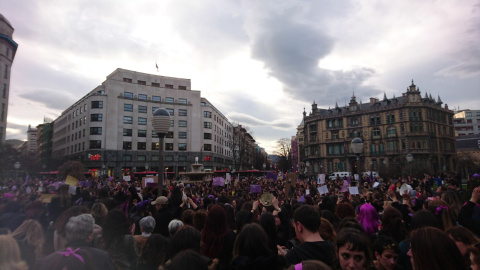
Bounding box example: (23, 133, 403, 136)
(300, 81, 456, 177)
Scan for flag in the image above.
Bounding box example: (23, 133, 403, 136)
(369, 171, 373, 183)
(156, 62, 159, 72)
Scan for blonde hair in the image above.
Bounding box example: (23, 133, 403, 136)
(10, 219, 44, 257)
(0, 235, 28, 270)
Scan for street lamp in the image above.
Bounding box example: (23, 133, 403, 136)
(406, 154, 413, 177)
(14, 161, 20, 179)
(145, 163, 149, 172)
(152, 108, 171, 196)
(305, 161, 310, 178)
(351, 138, 364, 176)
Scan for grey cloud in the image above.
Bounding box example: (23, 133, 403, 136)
(246, 4, 380, 105)
(226, 112, 294, 130)
(19, 89, 77, 110)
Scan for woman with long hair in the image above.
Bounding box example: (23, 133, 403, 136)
(407, 226, 465, 270)
(357, 203, 379, 236)
(102, 208, 138, 270)
(138, 234, 170, 270)
(446, 226, 479, 267)
(231, 223, 282, 270)
(0, 235, 28, 270)
(202, 204, 236, 270)
(10, 219, 44, 269)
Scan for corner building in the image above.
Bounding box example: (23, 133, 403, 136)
(52, 68, 233, 177)
(301, 81, 456, 177)
(0, 14, 18, 143)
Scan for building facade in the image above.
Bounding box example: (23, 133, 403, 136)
(300, 81, 456, 177)
(0, 14, 18, 143)
(454, 109, 480, 136)
(51, 68, 233, 178)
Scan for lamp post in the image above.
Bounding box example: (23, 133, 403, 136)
(14, 161, 20, 179)
(305, 161, 310, 179)
(263, 163, 266, 176)
(152, 108, 171, 196)
(406, 154, 413, 177)
(351, 138, 364, 178)
(145, 163, 149, 172)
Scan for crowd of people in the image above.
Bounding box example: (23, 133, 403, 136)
(0, 172, 479, 270)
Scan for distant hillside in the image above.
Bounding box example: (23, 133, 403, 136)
(5, 139, 24, 147)
(268, 155, 281, 163)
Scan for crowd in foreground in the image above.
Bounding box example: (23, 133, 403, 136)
(0, 172, 479, 270)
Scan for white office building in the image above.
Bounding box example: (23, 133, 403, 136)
(454, 109, 480, 136)
(51, 68, 233, 178)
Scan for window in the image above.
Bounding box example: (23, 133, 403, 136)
(124, 92, 133, 98)
(138, 117, 147, 125)
(91, 101, 103, 109)
(152, 130, 158, 138)
(89, 140, 102, 149)
(138, 80, 146, 85)
(137, 142, 146, 150)
(178, 98, 187, 104)
(90, 127, 102, 135)
(332, 131, 339, 139)
(138, 94, 147, 100)
(152, 82, 160, 87)
(138, 129, 146, 137)
(152, 96, 161, 101)
(179, 86, 187, 90)
(152, 156, 159, 161)
(123, 116, 133, 124)
(123, 128, 132, 136)
(387, 127, 397, 137)
(138, 155, 146, 161)
(165, 156, 174, 161)
(170, 120, 174, 127)
(204, 111, 212, 118)
(152, 143, 159, 150)
(204, 122, 212, 129)
(152, 107, 159, 113)
(204, 133, 212, 139)
(179, 109, 187, 116)
(165, 143, 173, 150)
(201, 102, 207, 106)
(466, 112, 472, 117)
(179, 132, 187, 139)
(123, 155, 132, 161)
(178, 156, 187, 161)
(204, 144, 212, 151)
(370, 144, 376, 154)
(124, 104, 133, 112)
(90, 114, 103, 122)
(179, 120, 187, 127)
(165, 97, 174, 103)
(2, 84, 6, 98)
(371, 128, 381, 138)
(178, 143, 187, 151)
(4, 64, 7, 78)
(123, 141, 132, 149)
(165, 84, 173, 89)
(138, 105, 147, 113)
(166, 108, 174, 116)
(123, 78, 132, 83)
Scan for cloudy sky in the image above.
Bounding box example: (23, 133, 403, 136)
(2, 0, 480, 153)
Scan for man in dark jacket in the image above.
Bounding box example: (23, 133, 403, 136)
(152, 196, 175, 237)
(278, 205, 335, 268)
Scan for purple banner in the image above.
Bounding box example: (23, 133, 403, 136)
(250, 184, 261, 193)
(213, 177, 225, 187)
(265, 172, 277, 181)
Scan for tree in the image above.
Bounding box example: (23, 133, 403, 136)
(274, 138, 291, 172)
(58, 160, 86, 180)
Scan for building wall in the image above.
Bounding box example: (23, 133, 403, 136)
(454, 110, 480, 136)
(51, 68, 233, 177)
(0, 14, 17, 143)
(302, 81, 456, 177)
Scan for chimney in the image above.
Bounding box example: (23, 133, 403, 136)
(370, 97, 376, 105)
